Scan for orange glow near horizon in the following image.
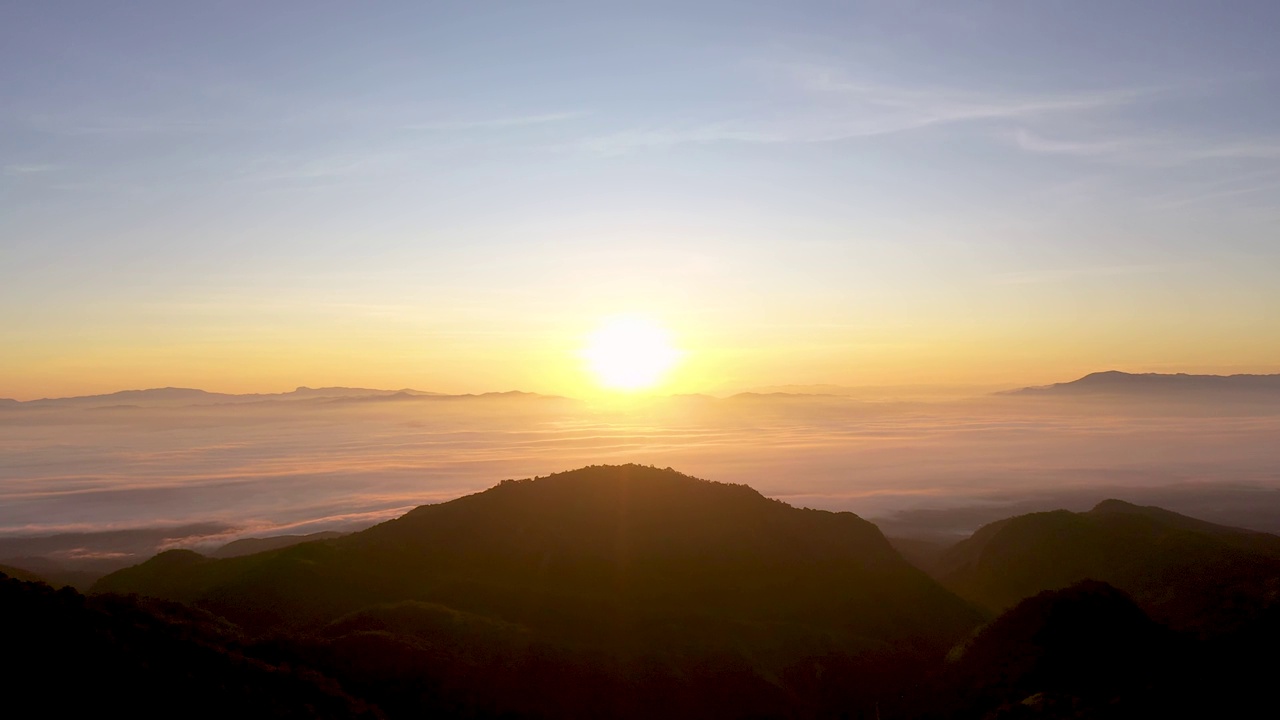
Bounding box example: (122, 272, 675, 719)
(5, 302, 1280, 401)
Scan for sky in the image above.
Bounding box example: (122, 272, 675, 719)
(3, 1, 1280, 400)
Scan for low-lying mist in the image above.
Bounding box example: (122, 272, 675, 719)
(3, 389, 1279, 576)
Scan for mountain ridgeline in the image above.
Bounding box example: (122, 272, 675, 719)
(920, 499, 1280, 717)
(1009, 370, 1280, 399)
(7, 464, 1276, 717)
(935, 498, 1280, 632)
(92, 465, 980, 717)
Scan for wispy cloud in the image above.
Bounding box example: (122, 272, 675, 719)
(1012, 128, 1145, 158)
(403, 111, 583, 131)
(1146, 169, 1280, 210)
(1007, 121, 1280, 213)
(3, 163, 59, 175)
(1011, 128, 1280, 166)
(26, 113, 226, 136)
(788, 62, 1154, 124)
(236, 153, 401, 184)
(1187, 141, 1280, 162)
(991, 264, 1181, 285)
(579, 63, 1154, 155)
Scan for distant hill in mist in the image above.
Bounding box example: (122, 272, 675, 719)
(2, 386, 433, 407)
(935, 499, 1280, 632)
(0, 386, 567, 409)
(0, 528, 357, 588)
(0, 562, 47, 584)
(212, 531, 346, 559)
(1008, 370, 1280, 398)
(748, 383, 1014, 400)
(0, 524, 236, 589)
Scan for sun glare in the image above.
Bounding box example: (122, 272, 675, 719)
(583, 315, 681, 391)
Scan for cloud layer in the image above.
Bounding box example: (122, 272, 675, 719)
(4, 395, 1279, 549)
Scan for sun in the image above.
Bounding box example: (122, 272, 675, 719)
(582, 315, 682, 391)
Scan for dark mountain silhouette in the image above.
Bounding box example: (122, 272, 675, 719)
(935, 499, 1280, 632)
(1, 571, 378, 719)
(97, 465, 977, 642)
(213, 531, 347, 559)
(920, 579, 1280, 718)
(95, 464, 982, 718)
(887, 536, 951, 570)
(1008, 370, 1280, 398)
(0, 562, 47, 584)
(936, 581, 1181, 718)
(13, 471, 1280, 718)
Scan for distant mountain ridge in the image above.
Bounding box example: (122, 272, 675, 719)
(212, 531, 346, 559)
(1009, 370, 1280, 397)
(0, 386, 565, 409)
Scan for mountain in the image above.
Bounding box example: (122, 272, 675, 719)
(0, 562, 47, 584)
(213, 531, 347, 559)
(3, 386, 472, 409)
(924, 579, 1280, 719)
(1, 571, 377, 719)
(935, 499, 1280, 632)
(97, 465, 977, 642)
(1008, 370, 1280, 398)
(935, 581, 1181, 718)
(95, 464, 982, 718)
(747, 383, 1012, 401)
(49, 477, 1280, 717)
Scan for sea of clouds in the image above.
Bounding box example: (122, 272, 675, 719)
(4, 393, 1279, 562)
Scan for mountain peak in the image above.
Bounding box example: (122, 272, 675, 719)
(1081, 370, 1131, 379)
(936, 500, 1280, 628)
(378, 464, 866, 563)
(96, 464, 980, 650)
(1089, 498, 1143, 513)
(1008, 370, 1280, 397)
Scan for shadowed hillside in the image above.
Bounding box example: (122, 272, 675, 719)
(0, 572, 377, 719)
(98, 465, 978, 641)
(936, 499, 1280, 632)
(15, 468, 1280, 718)
(937, 581, 1180, 718)
(95, 464, 982, 718)
(916, 579, 1280, 719)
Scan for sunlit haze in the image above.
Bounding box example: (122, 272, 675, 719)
(5, 6, 1280, 715)
(5, 0, 1280, 551)
(4, 2, 1280, 400)
(582, 315, 682, 392)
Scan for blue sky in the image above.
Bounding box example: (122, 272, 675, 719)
(3, 1, 1280, 397)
